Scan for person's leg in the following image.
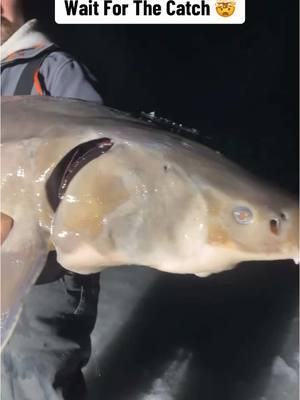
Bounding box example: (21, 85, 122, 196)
(1, 254, 100, 400)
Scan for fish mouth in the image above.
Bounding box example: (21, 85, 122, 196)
(46, 138, 113, 212)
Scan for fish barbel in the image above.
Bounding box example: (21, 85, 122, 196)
(1, 96, 299, 348)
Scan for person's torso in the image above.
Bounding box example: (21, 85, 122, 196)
(1, 45, 58, 96)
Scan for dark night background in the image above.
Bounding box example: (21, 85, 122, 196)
(25, 1, 299, 399)
(25, 0, 298, 194)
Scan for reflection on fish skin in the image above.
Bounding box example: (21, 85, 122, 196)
(1, 95, 299, 349)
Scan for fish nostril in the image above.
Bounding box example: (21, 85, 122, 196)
(270, 218, 280, 235)
(280, 212, 287, 221)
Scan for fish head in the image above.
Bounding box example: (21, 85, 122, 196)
(48, 137, 299, 277)
(204, 185, 299, 270)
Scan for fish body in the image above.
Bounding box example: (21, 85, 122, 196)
(1, 96, 299, 348)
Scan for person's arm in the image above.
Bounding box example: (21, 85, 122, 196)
(1, 212, 14, 244)
(39, 51, 103, 102)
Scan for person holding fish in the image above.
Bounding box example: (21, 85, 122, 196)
(1, 3, 299, 400)
(1, 0, 103, 399)
(0, 212, 13, 244)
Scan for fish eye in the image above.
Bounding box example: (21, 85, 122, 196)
(232, 206, 254, 225)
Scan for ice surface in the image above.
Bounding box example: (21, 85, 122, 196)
(85, 262, 299, 400)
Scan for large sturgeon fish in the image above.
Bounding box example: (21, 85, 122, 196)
(1, 96, 299, 349)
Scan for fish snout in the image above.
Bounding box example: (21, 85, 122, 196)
(268, 207, 299, 263)
(269, 211, 291, 236)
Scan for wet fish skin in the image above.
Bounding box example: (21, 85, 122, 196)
(2, 95, 299, 274)
(1, 95, 299, 347)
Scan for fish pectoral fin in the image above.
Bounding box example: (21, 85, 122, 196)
(194, 262, 238, 278)
(194, 272, 214, 278)
(1, 215, 48, 351)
